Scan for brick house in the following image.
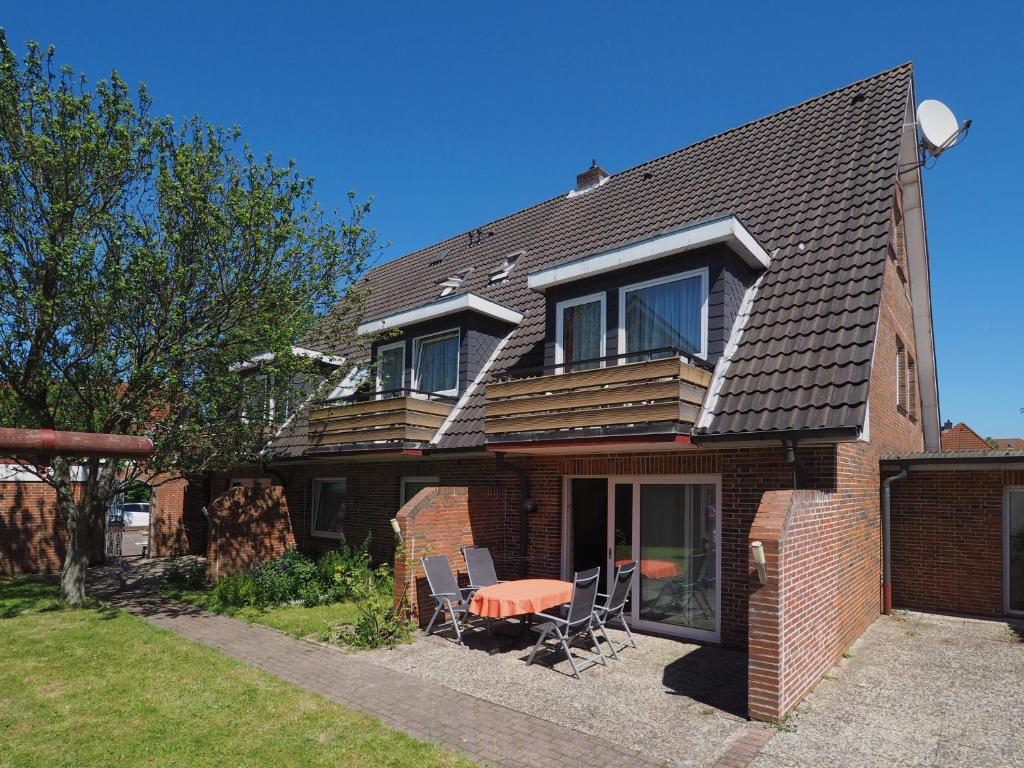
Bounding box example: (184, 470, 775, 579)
(207, 64, 1022, 720)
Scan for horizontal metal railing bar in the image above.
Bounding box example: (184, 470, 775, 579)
(317, 388, 458, 406)
(492, 346, 711, 383)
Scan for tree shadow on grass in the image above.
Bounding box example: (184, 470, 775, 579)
(0, 577, 59, 618)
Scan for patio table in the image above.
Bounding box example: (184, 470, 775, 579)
(469, 578, 573, 619)
(617, 558, 680, 580)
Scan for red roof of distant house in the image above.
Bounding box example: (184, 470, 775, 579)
(991, 437, 1024, 450)
(939, 422, 991, 451)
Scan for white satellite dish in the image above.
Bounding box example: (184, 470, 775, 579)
(917, 99, 967, 157)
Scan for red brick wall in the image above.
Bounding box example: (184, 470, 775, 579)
(211, 456, 523, 571)
(870, 234, 926, 455)
(0, 477, 101, 576)
(150, 476, 208, 558)
(888, 467, 1022, 617)
(222, 445, 838, 647)
(394, 486, 475, 624)
(206, 485, 296, 579)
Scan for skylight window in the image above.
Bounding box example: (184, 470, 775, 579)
(489, 250, 525, 283)
(437, 268, 473, 297)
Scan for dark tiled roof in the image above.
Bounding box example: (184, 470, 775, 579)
(269, 64, 913, 457)
(882, 449, 1024, 464)
(939, 422, 992, 451)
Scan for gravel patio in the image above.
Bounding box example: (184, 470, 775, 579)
(364, 611, 1024, 768)
(364, 621, 756, 766)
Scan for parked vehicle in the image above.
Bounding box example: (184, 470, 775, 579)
(108, 502, 151, 528)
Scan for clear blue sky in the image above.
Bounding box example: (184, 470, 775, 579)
(4, 2, 1022, 437)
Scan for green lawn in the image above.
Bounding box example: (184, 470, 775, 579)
(165, 586, 360, 640)
(0, 578, 472, 768)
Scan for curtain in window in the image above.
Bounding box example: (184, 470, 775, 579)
(624, 275, 702, 358)
(313, 480, 347, 535)
(562, 300, 602, 370)
(378, 345, 404, 394)
(416, 332, 458, 394)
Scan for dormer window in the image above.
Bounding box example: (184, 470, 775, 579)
(556, 293, 605, 372)
(620, 269, 707, 360)
(413, 329, 459, 397)
(376, 341, 405, 397)
(489, 250, 524, 283)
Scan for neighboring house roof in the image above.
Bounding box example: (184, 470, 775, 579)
(269, 63, 914, 458)
(991, 437, 1024, 451)
(939, 422, 992, 451)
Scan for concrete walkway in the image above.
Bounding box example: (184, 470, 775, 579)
(92, 562, 668, 768)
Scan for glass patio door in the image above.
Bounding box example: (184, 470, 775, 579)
(1007, 488, 1024, 615)
(632, 481, 718, 638)
(567, 475, 720, 641)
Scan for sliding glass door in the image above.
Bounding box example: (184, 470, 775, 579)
(1007, 488, 1024, 615)
(565, 475, 720, 641)
(635, 481, 717, 635)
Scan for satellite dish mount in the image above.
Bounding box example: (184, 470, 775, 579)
(914, 99, 971, 167)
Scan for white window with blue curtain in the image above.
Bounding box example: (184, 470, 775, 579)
(375, 340, 405, 398)
(555, 293, 606, 372)
(413, 329, 459, 397)
(618, 268, 708, 361)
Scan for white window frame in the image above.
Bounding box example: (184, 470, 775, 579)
(401, 476, 440, 506)
(555, 292, 607, 372)
(411, 328, 460, 398)
(617, 267, 709, 361)
(560, 473, 722, 643)
(1005, 486, 1024, 616)
(375, 340, 406, 399)
(311, 477, 348, 539)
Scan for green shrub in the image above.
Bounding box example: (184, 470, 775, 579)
(330, 562, 410, 649)
(205, 540, 383, 610)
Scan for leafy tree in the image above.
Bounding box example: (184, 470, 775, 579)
(0, 33, 377, 604)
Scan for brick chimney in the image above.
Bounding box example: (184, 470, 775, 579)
(575, 159, 609, 193)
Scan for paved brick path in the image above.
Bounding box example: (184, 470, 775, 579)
(93, 563, 665, 768)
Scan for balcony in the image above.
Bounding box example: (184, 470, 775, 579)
(484, 349, 712, 444)
(307, 389, 455, 452)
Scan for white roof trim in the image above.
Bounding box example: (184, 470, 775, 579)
(230, 346, 346, 372)
(527, 215, 770, 293)
(695, 274, 763, 431)
(357, 293, 523, 335)
(431, 327, 516, 444)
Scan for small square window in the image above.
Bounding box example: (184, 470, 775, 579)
(312, 478, 347, 538)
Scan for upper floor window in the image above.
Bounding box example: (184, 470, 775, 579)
(376, 340, 405, 396)
(556, 293, 605, 372)
(896, 336, 908, 413)
(907, 354, 918, 421)
(413, 329, 459, 397)
(620, 269, 707, 360)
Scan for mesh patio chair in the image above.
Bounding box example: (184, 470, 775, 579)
(649, 551, 712, 621)
(421, 554, 477, 644)
(592, 560, 638, 660)
(460, 546, 506, 590)
(525, 567, 607, 680)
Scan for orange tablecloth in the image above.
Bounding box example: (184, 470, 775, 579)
(617, 559, 681, 580)
(469, 579, 573, 618)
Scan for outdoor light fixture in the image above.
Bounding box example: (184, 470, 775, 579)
(390, 517, 403, 544)
(751, 540, 767, 585)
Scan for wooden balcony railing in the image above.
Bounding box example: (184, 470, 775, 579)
(308, 389, 455, 450)
(484, 350, 712, 439)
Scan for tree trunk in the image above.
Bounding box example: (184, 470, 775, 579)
(55, 457, 118, 606)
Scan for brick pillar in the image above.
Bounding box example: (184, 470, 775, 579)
(747, 490, 790, 721)
(392, 486, 473, 625)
